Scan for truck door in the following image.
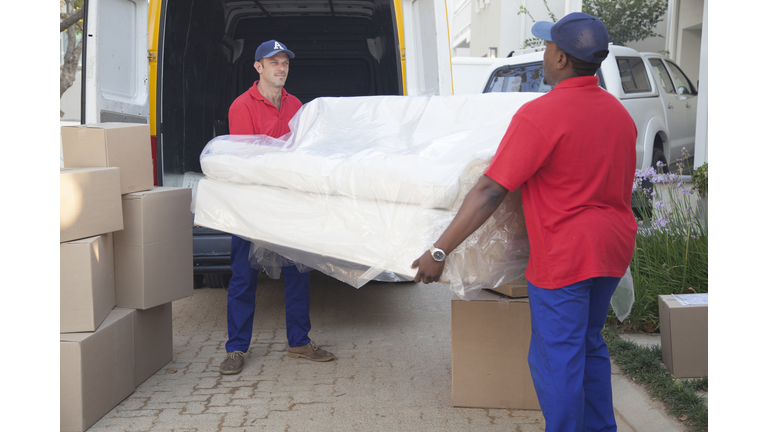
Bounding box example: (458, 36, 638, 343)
(400, 0, 453, 95)
(648, 57, 695, 163)
(82, 0, 149, 125)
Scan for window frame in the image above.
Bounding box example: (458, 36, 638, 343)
(664, 59, 698, 96)
(615, 56, 653, 95)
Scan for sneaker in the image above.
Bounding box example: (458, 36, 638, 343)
(287, 340, 335, 362)
(219, 351, 245, 375)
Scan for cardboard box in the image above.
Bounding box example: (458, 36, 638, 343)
(658, 295, 708, 377)
(117, 303, 174, 386)
(114, 187, 193, 309)
(487, 283, 528, 298)
(60, 234, 116, 333)
(60, 308, 136, 432)
(60, 167, 124, 243)
(487, 274, 528, 298)
(62, 123, 154, 194)
(451, 290, 540, 410)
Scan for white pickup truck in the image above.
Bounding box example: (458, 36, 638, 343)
(476, 45, 698, 171)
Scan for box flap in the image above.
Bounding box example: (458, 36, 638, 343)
(60, 308, 133, 342)
(452, 289, 529, 303)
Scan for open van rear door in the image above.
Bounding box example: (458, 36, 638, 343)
(400, 0, 453, 96)
(83, 0, 149, 124)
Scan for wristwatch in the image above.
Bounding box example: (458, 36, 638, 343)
(430, 245, 447, 262)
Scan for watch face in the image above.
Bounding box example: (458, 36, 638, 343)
(433, 250, 446, 261)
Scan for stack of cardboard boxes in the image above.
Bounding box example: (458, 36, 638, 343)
(59, 123, 194, 432)
(451, 278, 540, 410)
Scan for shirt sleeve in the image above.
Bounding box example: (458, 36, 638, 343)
(485, 110, 557, 192)
(228, 100, 256, 135)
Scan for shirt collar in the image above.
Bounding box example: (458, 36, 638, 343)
(553, 75, 599, 90)
(248, 80, 288, 104)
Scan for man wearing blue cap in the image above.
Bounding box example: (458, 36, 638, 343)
(412, 13, 637, 432)
(220, 40, 335, 375)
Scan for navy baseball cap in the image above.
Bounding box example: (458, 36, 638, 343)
(254, 40, 295, 62)
(531, 12, 609, 63)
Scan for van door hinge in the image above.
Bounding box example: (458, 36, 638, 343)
(148, 50, 158, 62)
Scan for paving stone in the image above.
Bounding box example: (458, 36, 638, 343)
(85, 275, 678, 431)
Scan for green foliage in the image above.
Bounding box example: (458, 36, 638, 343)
(691, 162, 708, 198)
(602, 327, 708, 431)
(608, 150, 708, 331)
(519, 1, 668, 49)
(583, 0, 668, 45)
(517, 0, 557, 49)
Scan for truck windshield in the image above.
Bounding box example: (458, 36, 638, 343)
(484, 63, 552, 93)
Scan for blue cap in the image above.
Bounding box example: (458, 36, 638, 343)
(531, 12, 609, 63)
(254, 40, 295, 62)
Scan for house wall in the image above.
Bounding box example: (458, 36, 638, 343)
(467, 0, 573, 58)
(468, 0, 503, 57)
(677, 0, 704, 86)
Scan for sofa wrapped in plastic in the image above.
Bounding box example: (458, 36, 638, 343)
(193, 93, 543, 298)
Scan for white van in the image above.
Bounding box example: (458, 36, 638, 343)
(80, 0, 454, 286)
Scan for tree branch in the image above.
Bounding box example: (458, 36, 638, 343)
(60, 7, 84, 33)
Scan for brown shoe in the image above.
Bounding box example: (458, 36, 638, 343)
(287, 340, 335, 362)
(220, 351, 245, 374)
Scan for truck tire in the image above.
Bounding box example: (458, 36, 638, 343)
(652, 148, 669, 174)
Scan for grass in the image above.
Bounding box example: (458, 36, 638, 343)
(608, 157, 708, 331)
(603, 326, 708, 431)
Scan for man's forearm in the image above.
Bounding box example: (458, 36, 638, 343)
(412, 175, 509, 283)
(434, 175, 509, 254)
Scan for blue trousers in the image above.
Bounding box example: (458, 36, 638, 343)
(527, 277, 620, 432)
(226, 235, 311, 353)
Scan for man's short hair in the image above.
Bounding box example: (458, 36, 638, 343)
(564, 50, 606, 77)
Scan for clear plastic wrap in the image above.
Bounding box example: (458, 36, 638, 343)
(611, 266, 635, 322)
(194, 93, 543, 297)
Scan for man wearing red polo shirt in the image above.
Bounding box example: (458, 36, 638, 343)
(220, 40, 335, 375)
(412, 13, 637, 432)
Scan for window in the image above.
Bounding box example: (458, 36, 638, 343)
(615, 57, 652, 93)
(484, 62, 553, 93)
(648, 58, 675, 93)
(665, 61, 697, 95)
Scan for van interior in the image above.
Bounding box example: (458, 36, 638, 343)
(158, 0, 403, 186)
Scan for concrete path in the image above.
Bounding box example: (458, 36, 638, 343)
(87, 271, 684, 431)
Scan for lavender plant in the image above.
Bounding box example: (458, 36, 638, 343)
(610, 149, 708, 331)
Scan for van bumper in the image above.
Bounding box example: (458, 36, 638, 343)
(193, 226, 231, 274)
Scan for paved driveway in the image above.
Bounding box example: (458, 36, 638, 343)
(88, 271, 633, 431)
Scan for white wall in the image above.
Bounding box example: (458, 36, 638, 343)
(60, 69, 81, 122)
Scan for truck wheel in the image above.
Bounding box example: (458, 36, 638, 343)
(652, 148, 669, 174)
(204, 273, 232, 289)
(194, 274, 205, 289)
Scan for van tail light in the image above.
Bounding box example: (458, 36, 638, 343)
(150, 135, 158, 186)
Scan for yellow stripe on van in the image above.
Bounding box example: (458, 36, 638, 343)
(393, 1, 407, 95)
(444, 0, 454, 95)
(148, 0, 163, 136)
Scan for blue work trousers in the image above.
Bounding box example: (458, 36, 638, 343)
(527, 277, 620, 432)
(225, 235, 311, 353)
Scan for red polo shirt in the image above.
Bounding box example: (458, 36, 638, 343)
(228, 80, 303, 137)
(485, 76, 638, 289)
